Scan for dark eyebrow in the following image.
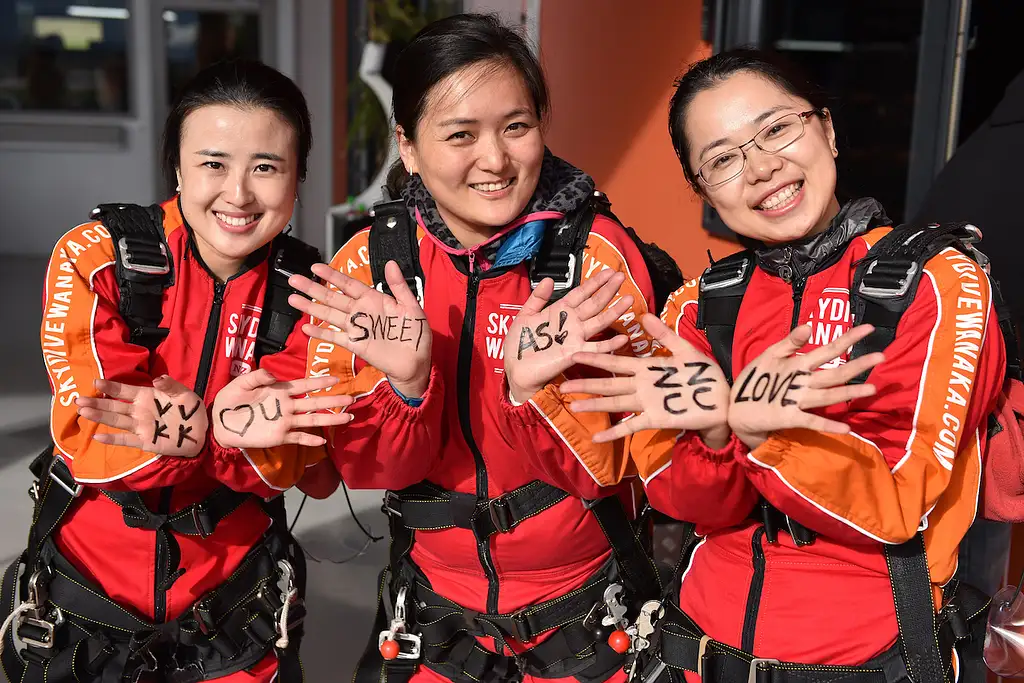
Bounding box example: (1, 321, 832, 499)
(194, 150, 285, 162)
(697, 105, 791, 161)
(253, 152, 285, 162)
(437, 108, 534, 127)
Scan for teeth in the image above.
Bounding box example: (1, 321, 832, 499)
(758, 182, 801, 210)
(215, 212, 260, 227)
(471, 179, 513, 192)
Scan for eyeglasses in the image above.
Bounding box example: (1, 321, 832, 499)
(697, 110, 823, 187)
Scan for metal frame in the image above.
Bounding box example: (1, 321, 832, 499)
(700, 0, 972, 236)
(904, 0, 972, 220)
(149, 0, 278, 195)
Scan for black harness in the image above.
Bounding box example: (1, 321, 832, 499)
(0, 204, 320, 683)
(352, 194, 678, 683)
(634, 222, 1014, 683)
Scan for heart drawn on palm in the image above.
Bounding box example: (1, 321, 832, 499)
(219, 404, 255, 436)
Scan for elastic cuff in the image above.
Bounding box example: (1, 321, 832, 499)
(389, 380, 425, 407)
(683, 429, 745, 464)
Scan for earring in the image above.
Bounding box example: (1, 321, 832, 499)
(175, 184, 181, 192)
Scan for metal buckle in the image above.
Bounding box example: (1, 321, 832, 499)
(16, 568, 62, 651)
(375, 276, 424, 306)
(509, 607, 531, 642)
(858, 261, 918, 299)
(47, 458, 81, 498)
(747, 658, 779, 683)
(117, 236, 170, 276)
(488, 496, 512, 534)
(532, 254, 577, 292)
(701, 258, 749, 292)
(382, 491, 402, 518)
(18, 612, 62, 649)
(192, 598, 217, 635)
(191, 504, 213, 538)
(377, 586, 422, 660)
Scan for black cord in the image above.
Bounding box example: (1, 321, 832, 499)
(343, 479, 383, 542)
(288, 493, 308, 535)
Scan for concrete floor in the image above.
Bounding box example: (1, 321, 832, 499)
(0, 256, 388, 681)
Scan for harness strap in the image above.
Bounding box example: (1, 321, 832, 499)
(384, 480, 569, 538)
(256, 232, 322, 360)
(92, 203, 174, 351)
(101, 484, 250, 538)
(641, 580, 988, 683)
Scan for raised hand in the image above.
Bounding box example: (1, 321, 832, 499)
(728, 324, 885, 449)
(212, 370, 354, 449)
(288, 261, 432, 398)
(560, 314, 730, 444)
(504, 268, 631, 404)
(76, 376, 208, 457)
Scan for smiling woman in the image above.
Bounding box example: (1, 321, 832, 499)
(6, 59, 359, 683)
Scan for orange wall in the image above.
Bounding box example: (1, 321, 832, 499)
(539, 0, 739, 280)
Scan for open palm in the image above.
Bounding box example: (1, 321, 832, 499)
(289, 261, 432, 398)
(504, 268, 632, 403)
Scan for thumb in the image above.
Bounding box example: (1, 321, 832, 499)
(152, 374, 189, 396)
(235, 368, 278, 391)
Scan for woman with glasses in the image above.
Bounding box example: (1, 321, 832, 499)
(552, 48, 1006, 681)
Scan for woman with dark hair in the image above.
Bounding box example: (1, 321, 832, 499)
(0, 59, 435, 683)
(561, 49, 1007, 681)
(286, 12, 665, 683)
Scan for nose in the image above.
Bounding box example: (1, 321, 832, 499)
(225, 168, 255, 206)
(742, 143, 784, 183)
(477, 133, 509, 175)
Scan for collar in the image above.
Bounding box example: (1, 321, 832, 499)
(755, 197, 890, 282)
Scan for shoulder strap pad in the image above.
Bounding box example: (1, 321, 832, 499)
(696, 250, 755, 384)
(530, 192, 598, 306)
(849, 222, 978, 382)
(590, 194, 685, 313)
(91, 203, 173, 351)
(368, 200, 424, 305)
(256, 233, 322, 361)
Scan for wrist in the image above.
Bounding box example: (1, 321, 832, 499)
(389, 371, 429, 400)
(507, 378, 540, 405)
(700, 423, 731, 450)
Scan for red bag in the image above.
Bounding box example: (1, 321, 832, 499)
(981, 376, 1024, 522)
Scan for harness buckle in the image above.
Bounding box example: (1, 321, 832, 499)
(375, 276, 424, 307)
(17, 612, 63, 650)
(48, 457, 82, 499)
(378, 586, 421, 660)
(509, 607, 531, 642)
(488, 495, 513, 534)
(531, 254, 577, 292)
(747, 658, 779, 683)
(117, 236, 171, 276)
(701, 258, 749, 292)
(192, 503, 214, 538)
(16, 568, 63, 651)
(858, 260, 918, 299)
(382, 491, 403, 518)
(192, 598, 217, 635)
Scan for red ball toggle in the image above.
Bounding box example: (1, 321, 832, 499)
(608, 630, 630, 654)
(380, 639, 401, 660)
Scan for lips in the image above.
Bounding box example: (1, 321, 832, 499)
(214, 212, 262, 227)
(756, 181, 803, 211)
(469, 178, 515, 192)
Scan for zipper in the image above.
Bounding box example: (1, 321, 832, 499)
(456, 271, 502, 613)
(778, 248, 806, 327)
(193, 282, 226, 398)
(740, 527, 766, 652)
(154, 487, 173, 622)
(155, 279, 223, 621)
